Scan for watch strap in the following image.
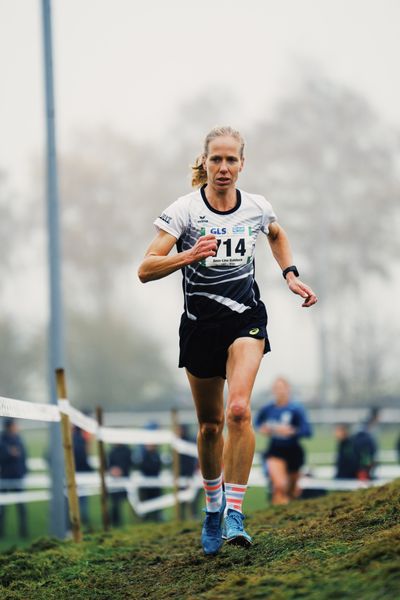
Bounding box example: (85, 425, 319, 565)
(282, 265, 299, 279)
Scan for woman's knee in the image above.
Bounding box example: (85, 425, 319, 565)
(226, 396, 251, 426)
(199, 418, 224, 439)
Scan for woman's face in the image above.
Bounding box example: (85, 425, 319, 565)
(273, 378, 290, 404)
(203, 136, 244, 192)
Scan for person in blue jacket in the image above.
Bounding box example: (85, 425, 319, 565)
(256, 377, 312, 504)
(72, 425, 93, 528)
(0, 418, 28, 537)
(108, 443, 133, 526)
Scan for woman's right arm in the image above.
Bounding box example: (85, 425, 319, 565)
(255, 407, 272, 436)
(138, 230, 217, 283)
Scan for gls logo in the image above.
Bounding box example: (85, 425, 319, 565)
(210, 227, 227, 235)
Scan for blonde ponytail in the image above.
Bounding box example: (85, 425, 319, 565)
(191, 154, 208, 188)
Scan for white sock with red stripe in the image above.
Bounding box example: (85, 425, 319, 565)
(225, 482, 247, 514)
(203, 474, 223, 513)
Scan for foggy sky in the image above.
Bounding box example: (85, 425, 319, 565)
(2, 0, 400, 187)
(1, 0, 399, 398)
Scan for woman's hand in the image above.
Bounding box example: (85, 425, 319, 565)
(273, 424, 296, 437)
(186, 234, 218, 264)
(259, 424, 273, 435)
(286, 274, 318, 307)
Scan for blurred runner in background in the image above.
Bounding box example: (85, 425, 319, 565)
(256, 377, 312, 505)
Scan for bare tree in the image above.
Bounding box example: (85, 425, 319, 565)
(246, 75, 399, 287)
(244, 74, 400, 403)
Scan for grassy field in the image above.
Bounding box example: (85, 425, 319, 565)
(0, 479, 398, 599)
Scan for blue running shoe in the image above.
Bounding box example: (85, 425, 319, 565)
(201, 495, 226, 555)
(223, 509, 252, 547)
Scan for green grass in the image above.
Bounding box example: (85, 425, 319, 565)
(0, 487, 269, 553)
(0, 480, 398, 599)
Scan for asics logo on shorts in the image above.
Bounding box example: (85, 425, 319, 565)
(249, 328, 260, 335)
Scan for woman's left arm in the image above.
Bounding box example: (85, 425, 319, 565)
(295, 405, 313, 439)
(267, 222, 318, 308)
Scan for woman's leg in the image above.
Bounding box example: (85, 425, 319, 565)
(267, 457, 290, 504)
(288, 471, 302, 500)
(186, 372, 225, 480)
(223, 337, 264, 484)
(186, 372, 226, 553)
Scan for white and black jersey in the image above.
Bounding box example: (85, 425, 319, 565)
(154, 185, 277, 321)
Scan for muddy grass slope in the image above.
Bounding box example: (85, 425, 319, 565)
(0, 480, 399, 600)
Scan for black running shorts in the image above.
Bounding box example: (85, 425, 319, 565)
(178, 301, 270, 379)
(265, 443, 305, 473)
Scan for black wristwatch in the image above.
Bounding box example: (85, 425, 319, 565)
(282, 265, 299, 279)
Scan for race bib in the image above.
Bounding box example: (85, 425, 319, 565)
(200, 225, 255, 267)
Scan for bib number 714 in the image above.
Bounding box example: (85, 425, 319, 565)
(200, 226, 254, 267)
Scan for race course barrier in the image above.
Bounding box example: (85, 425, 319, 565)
(1, 389, 399, 525)
(0, 384, 202, 532)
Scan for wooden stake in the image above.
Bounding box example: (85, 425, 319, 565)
(96, 406, 110, 531)
(55, 368, 82, 542)
(171, 408, 181, 521)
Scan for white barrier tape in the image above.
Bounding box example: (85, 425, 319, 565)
(0, 490, 50, 505)
(98, 426, 173, 445)
(0, 473, 394, 507)
(127, 482, 198, 516)
(0, 396, 60, 422)
(7, 465, 400, 494)
(58, 399, 99, 434)
(0, 475, 51, 489)
(1, 396, 398, 480)
(172, 436, 198, 458)
(25, 452, 400, 472)
(27, 458, 49, 471)
(58, 398, 70, 413)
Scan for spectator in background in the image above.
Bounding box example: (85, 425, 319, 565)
(108, 443, 132, 526)
(256, 377, 312, 505)
(396, 433, 400, 464)
(136, 422, 163, 522)
(177, 423, 201, 520)
(334, 424, 358, 479)
(352, 408, 380, 480)
(0, 418, 28, 538)
(72, 425, 93, 528)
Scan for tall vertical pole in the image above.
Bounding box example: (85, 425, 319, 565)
(41, 0, 67, 538)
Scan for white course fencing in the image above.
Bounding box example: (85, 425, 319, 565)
(0, 395, 399, 516)
(0, 394, 200, 516)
